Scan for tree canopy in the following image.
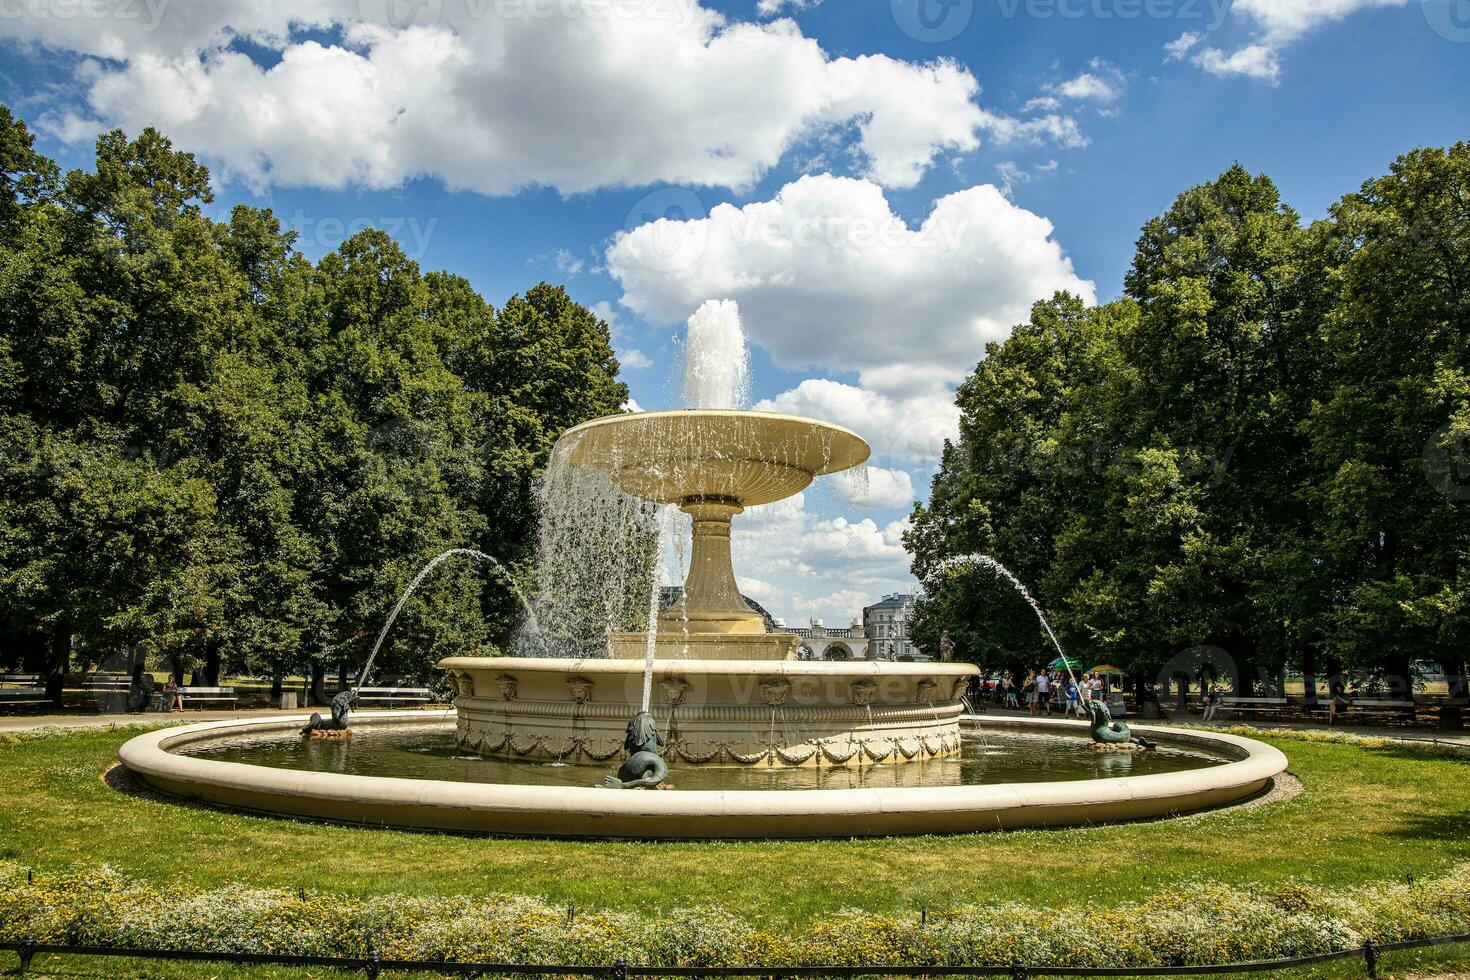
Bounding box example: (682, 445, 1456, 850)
(910, 149, 1470, 714)
(0, 108, 629, 703)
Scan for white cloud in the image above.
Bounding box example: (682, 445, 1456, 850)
(554, 249, 585, 276)
(831, 465, 917, 509)
(1181, 0, 1410, 82)
(620, 349, 654, 370)
(1164, 32, 1203, 61)
(1193, 43, 1281, 82)
(755, 378, 960, 465)
(14, 2, 1001, 194)
(729, 493, 917, 624)
(1051, 61, 1125, 102)
(609, 173, 1090, 463)
(756, 0, 821, 15)
(1022, 95, 1061, 113)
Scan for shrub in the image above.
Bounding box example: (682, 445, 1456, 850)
(2, 860, 1468, 967)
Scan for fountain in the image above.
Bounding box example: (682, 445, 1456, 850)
(442, 301, 976, 771)
(116, 300, 1289, 838)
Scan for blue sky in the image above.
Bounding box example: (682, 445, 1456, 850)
(2, 0, 1467, 627)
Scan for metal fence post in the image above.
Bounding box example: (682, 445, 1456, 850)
(365, 949, 382, 980)
(1363, 939, 1378, 979)
(1011, 958, 1028, 980)
(17, 937, 35, 976)
(613, 958, 629, 980)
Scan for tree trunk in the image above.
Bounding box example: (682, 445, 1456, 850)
(45, 621, 71, 709)
(1440, 655, 1467, 731)
(127, 645, 147, 712)
(310, 662, 328, 706)
(1174, 673, 1190, 713)
(203, 643, 221, 687)
(1301, 645, 1319, 708)
(270, 673, 284, 700)
(1383, 651, 1412, 700)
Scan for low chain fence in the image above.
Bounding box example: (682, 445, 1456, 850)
(3, 932, 1469, 979)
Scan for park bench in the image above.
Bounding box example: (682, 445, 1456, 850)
(1220, 696, 1290, 719)
(0, 681, 48, 711)
(1309, 698, 1417, 724)
(82, 672, 132, 712)
(178, 686, 238, 710)
(354, 686, 433, 708)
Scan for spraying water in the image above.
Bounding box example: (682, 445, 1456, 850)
(359, 549, 538, 688)
(932, 554, 1080, 691)
(639, 509, 670, 713)
(683, 299, 750, 409)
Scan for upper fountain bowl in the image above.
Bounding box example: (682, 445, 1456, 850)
(558, 410, 871, 507)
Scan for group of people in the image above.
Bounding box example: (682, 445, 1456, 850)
(1006, 669, 1108, 718)
(126, 673, 185, 712)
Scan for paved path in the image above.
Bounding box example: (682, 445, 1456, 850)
(965, 704, 1470, 748)
(0, 706, 448, 733)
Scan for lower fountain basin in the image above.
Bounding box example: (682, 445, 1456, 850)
(438, 657, 978, 767)
(117, 712, 1288, 839)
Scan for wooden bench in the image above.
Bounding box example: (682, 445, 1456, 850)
(0, 687, 48, 710)
(82, 673, 132, 711)
(1220, 696, 1290, 718)
(178, 686, 237, 710)
(354, 687, 433, 708)
(1310, 698, 1417, 723)
(1, 672, 42, 686)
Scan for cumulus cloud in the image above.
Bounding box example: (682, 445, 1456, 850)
(1050, 60, 1126, 103)
(12, 0, 1003, 194)
(607, 174, 1093, 377)
(729, 493, 917, 624)
(831, 465, 917, 509)
(607, 172, 1091, 462)
(756, 0, 821, 15)
(1180, 0, 1411, 82)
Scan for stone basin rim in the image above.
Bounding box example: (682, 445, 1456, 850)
(116, 712, 1289, 839)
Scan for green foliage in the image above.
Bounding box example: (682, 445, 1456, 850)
(0, 106, 627, 688)
(1, 859, 1467, 967)
(911, 151, 1470, 697)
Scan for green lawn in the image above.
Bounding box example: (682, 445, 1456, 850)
(0, 725, 1466, 924)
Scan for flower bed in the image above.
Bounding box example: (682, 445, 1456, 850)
(2, 861, 1467, 968)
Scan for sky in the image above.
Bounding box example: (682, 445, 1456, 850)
(1, 0, 1467, 628)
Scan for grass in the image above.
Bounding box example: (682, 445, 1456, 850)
(0, 724, 1467, 976)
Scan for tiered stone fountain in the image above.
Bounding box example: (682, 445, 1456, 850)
(439, 408, 978, 769)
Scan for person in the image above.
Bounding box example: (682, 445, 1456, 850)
(1079, 673, 1093, 705)
(1023, 671, 1038, 715)
(1035, 670, 1052, 716)
(163, 678, 184, 712)
(1088, 673, 1104, 701)
(1328, 679, 1350, 726)
(1202, 686, 1222, 723)
(1064, 677, 1080, 716)
(1006, 677, 1020, 709)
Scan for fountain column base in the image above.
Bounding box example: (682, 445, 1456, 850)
(440, 657, 976, 768)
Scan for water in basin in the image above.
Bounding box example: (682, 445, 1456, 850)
(177, 724, 1228, 791)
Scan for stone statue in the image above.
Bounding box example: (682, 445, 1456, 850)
(600, 711, 668, 789)
(302, 688, 358, 736)
(1085, 699, 1154, 751)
